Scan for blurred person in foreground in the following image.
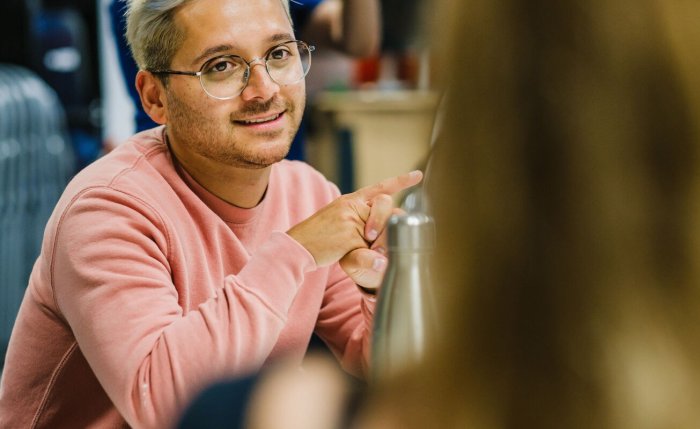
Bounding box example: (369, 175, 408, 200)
(364, 0, 700, 426)
(236, 0, 700, 427)
(0, 0, 420, 427)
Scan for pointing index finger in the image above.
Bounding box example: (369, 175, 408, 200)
(354, 170, 423, 201)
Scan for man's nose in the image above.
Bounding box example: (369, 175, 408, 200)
(240, 60, 279, 101)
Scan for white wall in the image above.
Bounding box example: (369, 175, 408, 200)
(97, 0, 135, 146)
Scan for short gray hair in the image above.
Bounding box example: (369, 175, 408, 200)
(125, 0, 291, 72)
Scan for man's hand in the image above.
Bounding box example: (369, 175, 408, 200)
(287, 170, 422, 269)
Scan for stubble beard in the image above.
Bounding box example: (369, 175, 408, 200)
(166, 93, 301, 169)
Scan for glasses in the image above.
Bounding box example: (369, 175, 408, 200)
(149, 40, 315, 100)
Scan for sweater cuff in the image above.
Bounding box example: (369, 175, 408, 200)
(356, 285, 377, 302)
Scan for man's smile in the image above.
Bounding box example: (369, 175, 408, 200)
(235, 111, 283, 125)
(232, 110, 288, 131)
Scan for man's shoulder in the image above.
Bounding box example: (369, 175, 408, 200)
(82, 127, 166, 176)
(274, 159, 332, 185)
(272, 160, 340, 200)
(275, 158, 322, 176)
(60, 128, 173, 204)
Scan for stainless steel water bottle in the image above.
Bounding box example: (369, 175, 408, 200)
(371, 211, 436, 383)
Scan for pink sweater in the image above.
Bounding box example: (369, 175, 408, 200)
(0, 127, 374, 428)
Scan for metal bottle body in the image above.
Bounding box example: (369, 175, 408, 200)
(371, 212, 436, 382)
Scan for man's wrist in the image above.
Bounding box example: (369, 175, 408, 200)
(356, 284, 377, 301)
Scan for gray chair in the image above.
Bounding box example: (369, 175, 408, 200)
(0, 64, 76, 373)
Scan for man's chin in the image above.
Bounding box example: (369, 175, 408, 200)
(237, 157, 285, 169)
(229, 146, 291, 169)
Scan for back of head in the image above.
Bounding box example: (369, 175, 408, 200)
(369, 0, 700, 427)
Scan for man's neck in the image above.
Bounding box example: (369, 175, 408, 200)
(167, 140, 271, 209)
(186, 160, 271, 209)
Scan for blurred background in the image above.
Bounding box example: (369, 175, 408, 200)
(0, 0, 437, 373)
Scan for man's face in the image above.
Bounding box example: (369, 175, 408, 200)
(164, 0, 304, 169)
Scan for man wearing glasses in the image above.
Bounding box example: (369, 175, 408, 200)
(0, 0, 420, 428)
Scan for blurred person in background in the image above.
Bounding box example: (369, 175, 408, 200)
(291, 0, 381, 58)
(108, 0, 381, 160)
(0, 0, 419, 427)
(225, 0, 700, 427)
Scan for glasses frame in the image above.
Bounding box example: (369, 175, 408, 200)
(148, 40, 315, 100)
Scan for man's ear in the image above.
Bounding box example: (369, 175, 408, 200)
(136, 70, 168, 124)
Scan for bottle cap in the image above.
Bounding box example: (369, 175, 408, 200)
(386, 212, 435, 250)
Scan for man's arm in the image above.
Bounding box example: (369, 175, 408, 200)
(288, 171, 422, 377)
(53, 171, 419, 428)
(288, 170, 422, 287)
(313, 262, 376, 376)
(53, 188, 315, 429)
(300, 0, 382, 57)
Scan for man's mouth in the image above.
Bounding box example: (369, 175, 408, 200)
(235, 112, 284, 125)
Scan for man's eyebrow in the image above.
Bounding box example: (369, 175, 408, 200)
(191, 33, 296, 67)
(269, 32, 295, 44)
(191, 44, 234, 67)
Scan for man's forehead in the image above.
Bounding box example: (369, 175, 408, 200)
(172, 0, 293, 62)
(174, 0, 291, 30)
(175, 0, 292, 41)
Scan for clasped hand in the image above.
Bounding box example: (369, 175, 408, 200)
(287, 170, 423, 291)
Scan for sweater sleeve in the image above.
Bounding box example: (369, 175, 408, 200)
(314, 262, 376, 378)
(304, 175, 376, 378)
(52, 187, 315, 429)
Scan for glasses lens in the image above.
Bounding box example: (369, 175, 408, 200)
(200, 55, 248, 99)
(198, 42, 312, 99)
(266, 41, 312, 86)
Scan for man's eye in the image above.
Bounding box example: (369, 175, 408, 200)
(205, 58, 239, 74)
(269, 47, 292, 61)
(213, 61, 229, 72)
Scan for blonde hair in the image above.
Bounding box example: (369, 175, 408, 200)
(125, 0, 291, 71)
(368, 0, 700, 427)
